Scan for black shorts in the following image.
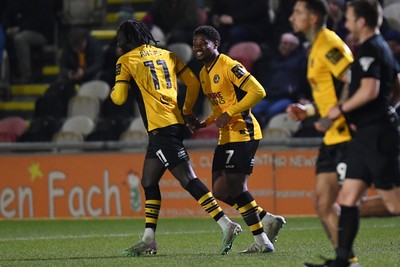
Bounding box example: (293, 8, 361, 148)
(316, 142, 349, 183)
(212, 140, 259, 174)
(345, 122, 400, 189)
(146, 124, 190, 170)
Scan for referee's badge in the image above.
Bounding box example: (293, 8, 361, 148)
(213, 74, 220, 84)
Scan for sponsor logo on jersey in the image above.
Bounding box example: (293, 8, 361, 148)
(160, 94, 172, 105)
(116, 63, 121, 75)
(325, 48, 344, 65)
(207, 92, 226, 105)
(231, 64, 246, 79)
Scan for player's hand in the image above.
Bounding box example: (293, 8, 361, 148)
(184, 113, 203, 133)
(327, 105, 341, 121)
(314, 117, 332, 133)
(215, 112, 231, 128)
(286, 103, 307, 121)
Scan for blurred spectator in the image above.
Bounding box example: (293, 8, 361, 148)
(1, 0, 55, 84)
(148, 0, 200, 45)
(0, 24, 4, 74)
(59, 28, 103, 85)
(326, 0, 349, 40)
(385, 29, 400, 65)
(0, 22, 10, 101)
(268, 0, 296, 49)
(209, 0, 271, 52)
(141, 15, 167, 47)
(252, 32, 310, 129)
(99, 37, 122, 88)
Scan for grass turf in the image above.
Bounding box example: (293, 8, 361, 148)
(0, 216, 399, 266)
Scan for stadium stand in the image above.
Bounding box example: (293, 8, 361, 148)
(227, 42, 262, 72)
(267, 113, 300, 136)
(383, 2, 400, 31)
(119, 117, 147, 141)
(167, 43, 193, 64)
(86, 117, 130, 142)
(18, 116, 62, 142)
(67, 95, 101, 120)
(78, 80, 111, 101)
(60, 115, 95, 137)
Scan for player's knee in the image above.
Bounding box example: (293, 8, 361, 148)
(141, 179, 157, 189)
(212, 188, 228, 202)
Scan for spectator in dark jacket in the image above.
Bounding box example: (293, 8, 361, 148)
(149, 0, 200, 45)
(209, 0, 271, 52)
(252, 32, 310, 129)
(59, 28, 103, 85)
(2, 0, 55, 84)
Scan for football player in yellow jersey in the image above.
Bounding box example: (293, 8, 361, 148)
(191, 25, 286, 253)
(287, 1, 359, 266)
(111, 19, 242, 256)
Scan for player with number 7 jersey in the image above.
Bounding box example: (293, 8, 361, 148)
(191, 25, 286, 253)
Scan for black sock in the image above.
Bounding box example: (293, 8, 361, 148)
(337, 205, 359, 261)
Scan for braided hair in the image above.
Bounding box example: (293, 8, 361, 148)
(117, 19, 158, 46)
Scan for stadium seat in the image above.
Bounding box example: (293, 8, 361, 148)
(262, 127, 291, 139)
(86, 117, 130, 141)
(53, 131, 84, 143)
(78, 80, 110, 101)
(34, 82, 76, 119)
(101, 94, 136, 119)
(0, 116, 27, 142)
(18, 116, 62, 142)
(190, 124, 219, 139)
(167, 43, 193, 64)
(384, 0, 400, 7)
(383, 3, 400, 31)
(67, 95, 100, 120)
(61, 115, 95, 137)
(61, 0, 105, 26)
(228, 42, 262, 72)
(120, 117, 147, 141)
(267, 113, 300, 136)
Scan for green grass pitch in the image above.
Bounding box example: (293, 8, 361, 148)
(0, 216, 399, 266)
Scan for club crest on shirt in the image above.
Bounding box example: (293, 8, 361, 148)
(213, 74, 220, 84)
(231, 64, 246, 79)
(325, 48, 343, 65)
(116, 63, 121, 75)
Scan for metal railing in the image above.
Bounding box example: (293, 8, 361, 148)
(0, 137, 322, 154)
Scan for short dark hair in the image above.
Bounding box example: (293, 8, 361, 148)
(348, 0, 382, 28)
(193, 25, 221, 42)
(298, 0, 329, 25)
